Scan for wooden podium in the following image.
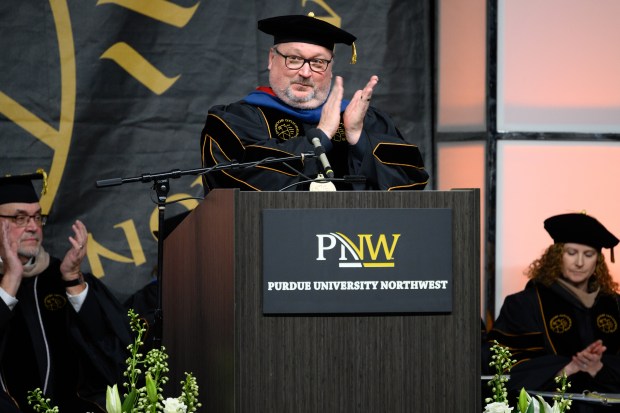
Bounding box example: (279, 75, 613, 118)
(163, 189, 480, 412)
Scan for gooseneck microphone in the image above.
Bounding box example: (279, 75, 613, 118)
(307, 129, 334, 179)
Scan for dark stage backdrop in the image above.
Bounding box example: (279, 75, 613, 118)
(0, 0, 433, 301)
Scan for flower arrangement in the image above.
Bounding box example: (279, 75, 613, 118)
(27, 309, 201, 413)
(484, 340, 572, 413)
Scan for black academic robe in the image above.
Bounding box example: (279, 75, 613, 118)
(0, 257, 131, 413)
(200, 98, 429, 192)
(487, 280, 620, 413)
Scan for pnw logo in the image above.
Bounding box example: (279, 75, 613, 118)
(316, 232, 401, 268)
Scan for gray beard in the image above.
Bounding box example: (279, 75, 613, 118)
(274, 82, 330, 110)
(273, 86, 316, 109)
(0, 245, 49, 278)
(285, 94, 315, 109)
(18, 246, 40, 260)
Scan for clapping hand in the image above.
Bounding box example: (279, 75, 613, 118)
(59, 219, 88, 281)
(563, 339, 606, 377)
(0, 221, 23, 296)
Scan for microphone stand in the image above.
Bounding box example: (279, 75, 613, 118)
(95, 152, 316, 348)
(152, 178, 168, 349)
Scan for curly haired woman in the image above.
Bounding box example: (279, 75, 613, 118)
(487, 212, 620, 413)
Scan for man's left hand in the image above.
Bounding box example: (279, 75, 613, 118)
(60, 219, 88, 281)
(343, 75, 379, 145)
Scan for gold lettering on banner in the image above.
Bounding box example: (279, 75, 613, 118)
(96, 0, 200, 28)
(0, 0, 76, 213)
(149, 193, 200, 239)
(96, 0, 200, 93)
(100, 43, 181, 95)
(86, 219, 147, 277)
(302, 0, 341, 27)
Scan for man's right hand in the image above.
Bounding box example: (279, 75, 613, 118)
(0, 221, 23, 297)
(317, 75, 345, 139)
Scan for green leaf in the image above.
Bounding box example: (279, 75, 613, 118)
(518, 388, 530, 413)
(121, 388, 137, 413)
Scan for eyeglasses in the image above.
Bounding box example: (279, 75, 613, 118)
(273, 48, 332, 73)
(0, 213, 47, 227)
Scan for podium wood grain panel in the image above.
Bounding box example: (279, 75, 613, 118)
(163, 189, 480, 412)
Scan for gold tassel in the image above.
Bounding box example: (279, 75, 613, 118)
(306, 12, 356, 64)
(611, 247, 615, 263)
(36, 168, 48, 196)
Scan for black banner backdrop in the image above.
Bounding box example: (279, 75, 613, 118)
(0, 0, 433, 301)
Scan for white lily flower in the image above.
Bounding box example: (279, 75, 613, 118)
(105, 384, 122, 413)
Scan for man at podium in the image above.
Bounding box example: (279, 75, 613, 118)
(200, 14, 429, 192)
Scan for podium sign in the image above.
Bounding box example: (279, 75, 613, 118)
(262, 208, 452, 314)
(163, 189, 481, 413)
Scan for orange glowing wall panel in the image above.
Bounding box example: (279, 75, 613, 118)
(437, 0, 487, 132)
(498, 0, 620, 132)
(495, 141, 620, 316)
(437, 141, 486, 316)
